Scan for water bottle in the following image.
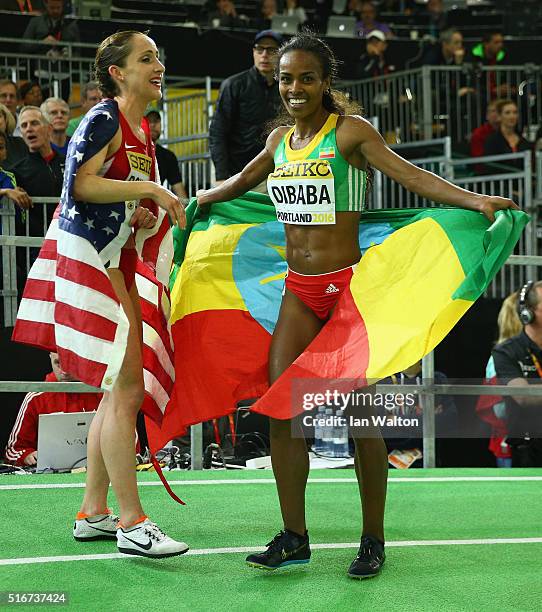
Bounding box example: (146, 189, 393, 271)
(321, 408, 334, 456)
(332, 409, 350, 457)
(312, 406, 326, 453)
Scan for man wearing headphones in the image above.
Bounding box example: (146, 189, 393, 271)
(491, 281, 542, 467)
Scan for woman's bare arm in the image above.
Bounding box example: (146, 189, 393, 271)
(197, 127, 287, 206)
(72, 128, 185, 227)
(344, 117, 519, 222)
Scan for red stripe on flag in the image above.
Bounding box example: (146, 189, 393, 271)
(40, 239, 58, 259)
(20, 278, 55, 302)
(55, 302, 118, 342)
(140, 299, 174, 359)
(143, 350, 172, 398)
(58, 347, 108, 390)
(56, 255, 119, 302)
(11, 320, 56, 353)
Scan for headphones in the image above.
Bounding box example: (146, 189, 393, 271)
(517, 281, 535, 325)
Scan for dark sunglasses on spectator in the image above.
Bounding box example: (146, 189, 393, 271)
(253, 45, 278, 55)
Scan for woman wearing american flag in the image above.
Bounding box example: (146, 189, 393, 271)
(13, 31, 188, 558)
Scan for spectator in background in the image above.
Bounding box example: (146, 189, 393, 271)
(4, 352, 102, 467)
(476, 291, 522, 467)
(0, 102, 27, 170)
(470, 100, 499, 158)
(418, 0, 447, 38)
(20, 0, 80, 54)
(282, 0, 307, 24)
(470, 31, 510, 105)
(145, 110, 188, 199)
(483, 99, 531, 166)
(40, 96, 70, 155)
(340, 0, 362, 16)
(421, 28, 465, 68)
(255, 0, 278, 30)
(0, 80, 19, 123)
(209, 30, 282, 187)
(0, 131, 32, 211)
(355, 1, 393, 38)
(536, 126, 542, 152)
(10, 106, 65, 250)
(66, 81, 102, 137)
(20, 0, 80, 102)
(0, 0, 43, 11)
(470, 30, 506, 68)
(354, 30, 391, 80)
(492, 282, 542, 467)
(207, 0, 246, 28)
(18, 81, 44, 109)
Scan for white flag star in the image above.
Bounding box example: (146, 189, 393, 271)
(109, 211, 120, 220)
(67, 206, 79, 220)
(103, 226, 114, 235)
(74, 150, 84, 162)
(84, 217, 95, 230)
(102, 111, 113, 120)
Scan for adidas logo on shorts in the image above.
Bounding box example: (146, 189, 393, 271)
(325, 283, 340, 294)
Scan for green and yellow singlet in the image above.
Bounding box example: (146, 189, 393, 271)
(268, 113, 367, 225)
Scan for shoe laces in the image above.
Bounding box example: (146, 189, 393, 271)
(265, 531, 288, 553)
(143, 521, 167, 542)
(356, 536, 379, 561)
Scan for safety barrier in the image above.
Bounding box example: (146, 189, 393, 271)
(159, 76, 214, 194)
(339, 64, 541, 145)
(1, 152, 540, 468)
(0, 36, 165, 105)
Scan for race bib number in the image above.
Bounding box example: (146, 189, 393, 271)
(268, 160, 336, 225)
(126, 151, 152, 182)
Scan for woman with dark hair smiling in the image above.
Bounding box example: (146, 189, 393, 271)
(196, 31, 517, 579)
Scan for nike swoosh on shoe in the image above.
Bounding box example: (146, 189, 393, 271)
(120, 535, 153, 550)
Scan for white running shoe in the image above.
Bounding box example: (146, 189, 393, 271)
(73, 512, 119, 541)
(117, 518, 189, 558)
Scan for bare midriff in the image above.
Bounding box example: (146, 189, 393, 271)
(285, 211, 362, 274)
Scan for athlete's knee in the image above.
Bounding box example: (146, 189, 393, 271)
(269, 417, 293, 440)
(112, 382, 145, 414)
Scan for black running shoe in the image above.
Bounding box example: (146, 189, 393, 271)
(347, 535, 385, 579)
(246, 529, 311, 570)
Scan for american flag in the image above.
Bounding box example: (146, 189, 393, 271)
(12, 99, 174, 425)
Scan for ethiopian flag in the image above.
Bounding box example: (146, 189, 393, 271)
(154, 192, 527, 448)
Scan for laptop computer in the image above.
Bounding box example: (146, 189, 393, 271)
(36, 412, 96, 472)
(271, 15, 301, 35)
(326, 15, 357, 38)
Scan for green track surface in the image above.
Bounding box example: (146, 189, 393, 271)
(1, 468, 541, 611)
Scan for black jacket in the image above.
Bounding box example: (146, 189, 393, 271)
(354, 53, 389, 80)
(11, 149, 65, 236)
(155, 143, 182, 188)
(483, 130, 532, 170)
(21, 14, 80, 53)
(4, 135, 28, 171)
(492, 331, 542, 440)
(209, 66, 282, 180)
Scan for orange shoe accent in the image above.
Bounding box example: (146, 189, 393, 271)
(76, 508, 111, 520)
(118, 515, 147, 530)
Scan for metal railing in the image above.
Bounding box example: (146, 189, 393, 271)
(160, 76, 214, 195)
(2, 206, 542, 468)
(0, 36, 165, 103)
(339, 64, 542, 145)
